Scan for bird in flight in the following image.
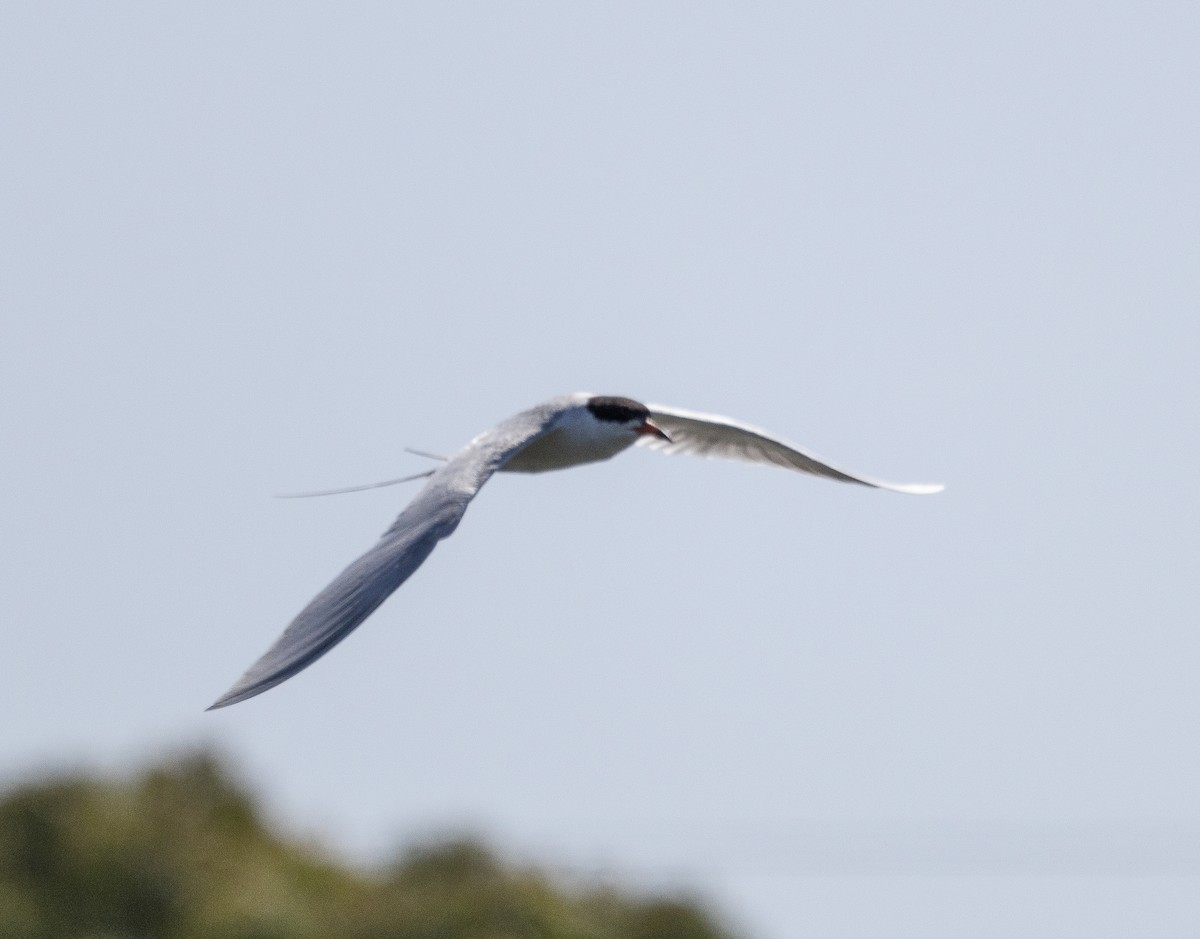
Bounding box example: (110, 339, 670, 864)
(209, 393, 941, 709)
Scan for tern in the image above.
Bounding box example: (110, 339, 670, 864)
(209, 393, 941, 709)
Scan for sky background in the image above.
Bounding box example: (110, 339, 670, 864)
(2, 3, 1198, 936)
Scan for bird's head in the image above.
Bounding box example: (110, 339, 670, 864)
(584, 395, 671, 443)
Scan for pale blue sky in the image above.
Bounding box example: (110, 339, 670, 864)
(3, 4, 1198, 936)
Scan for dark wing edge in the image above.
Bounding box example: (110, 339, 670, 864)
(639, 404, 944, 495)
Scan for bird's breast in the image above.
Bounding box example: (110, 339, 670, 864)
(500, 426, 633, 473)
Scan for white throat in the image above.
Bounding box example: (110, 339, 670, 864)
(500, 408, 637, 474)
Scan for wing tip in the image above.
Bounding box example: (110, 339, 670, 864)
(205, 686, 250, 711)
(887, 481, 945, 495)
(205, 673, 280, 711)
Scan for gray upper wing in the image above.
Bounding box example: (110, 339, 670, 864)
(638, 404, 943, 495)
(208, 397, 574, 710)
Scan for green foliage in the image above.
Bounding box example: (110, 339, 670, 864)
(0, 752, 739, 939)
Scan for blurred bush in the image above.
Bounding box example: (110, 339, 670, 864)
(0, 751, 739, 939)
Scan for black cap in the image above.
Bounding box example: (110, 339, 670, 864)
(585, 396, 650, 424)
